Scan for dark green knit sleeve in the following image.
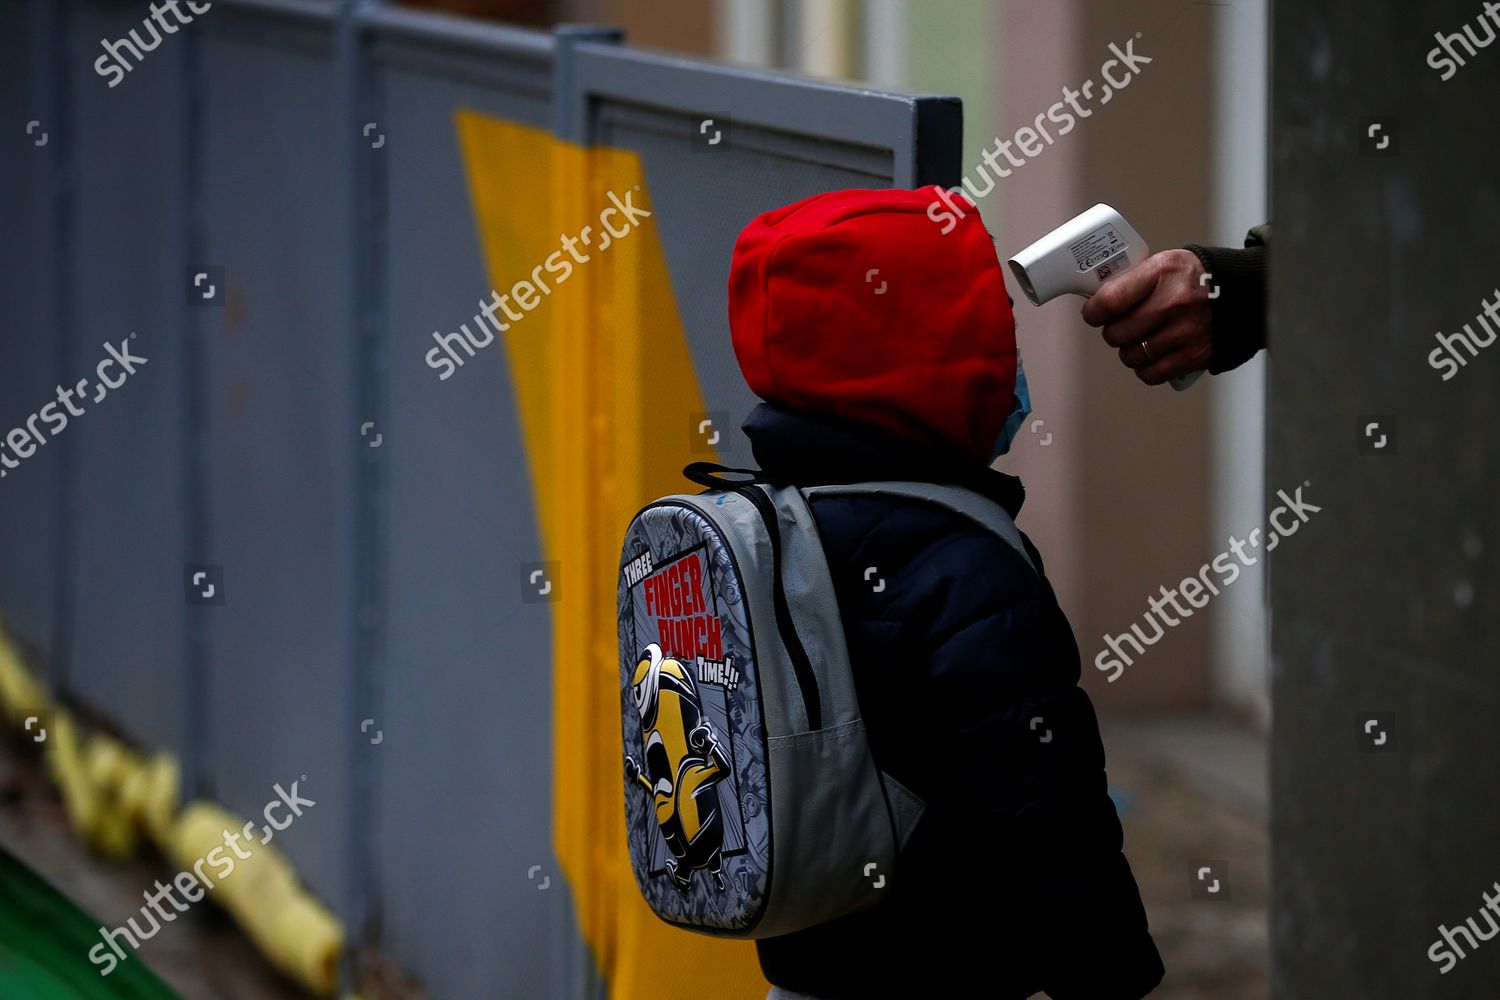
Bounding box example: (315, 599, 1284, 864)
(1184, 223, 1269, 374)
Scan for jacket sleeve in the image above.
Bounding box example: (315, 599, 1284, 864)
(893, 523, 1165, 999)
(1184, 222, 1270, 374)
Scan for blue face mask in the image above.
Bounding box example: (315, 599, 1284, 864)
(991, 351, 1031, 460)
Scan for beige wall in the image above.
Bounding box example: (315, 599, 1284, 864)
(1070, 1, 1217, 711)
(981, 0, 1219, 712)
(563, 0, 716, 54)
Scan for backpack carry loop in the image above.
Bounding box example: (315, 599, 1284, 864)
(681, 461, 765, 490)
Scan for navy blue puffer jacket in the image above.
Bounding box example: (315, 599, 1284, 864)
(745, 403, 1164, 1000)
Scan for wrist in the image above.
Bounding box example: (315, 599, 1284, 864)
(1183, 243, 1268, 374)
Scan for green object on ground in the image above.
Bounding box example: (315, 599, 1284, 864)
(0, 842, 179, 999)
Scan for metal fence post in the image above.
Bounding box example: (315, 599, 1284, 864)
(179, 0, 211, 806)
(34, 0, 72, 693)
(338, 0, 389, 985)
(552, 24, 623, 145)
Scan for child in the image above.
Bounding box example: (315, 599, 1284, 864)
(728, 187, 1164, 999)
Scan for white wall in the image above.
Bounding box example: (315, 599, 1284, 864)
(1208, 0, 1271, 726)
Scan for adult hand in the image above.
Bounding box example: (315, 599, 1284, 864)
(1080, 249, 1214, 385)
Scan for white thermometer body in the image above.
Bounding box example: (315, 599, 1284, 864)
(1007, 204, 1201, 391)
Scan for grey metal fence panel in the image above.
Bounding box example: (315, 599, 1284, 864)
(0, 4, 963, 995)
(0, 0, 63, 667)
(196, 2, 355, 916)
(364, 14, 588, 1000)
(57, 1, 191, 755)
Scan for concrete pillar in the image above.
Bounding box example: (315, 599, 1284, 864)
(1269, 0, 1500, 994)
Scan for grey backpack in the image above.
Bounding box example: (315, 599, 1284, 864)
(616, 464, 1035, 938)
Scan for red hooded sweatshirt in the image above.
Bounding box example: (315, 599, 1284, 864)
(728, 185, 1017, 461)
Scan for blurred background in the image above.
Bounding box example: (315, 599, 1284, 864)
(0, 0, 1286, 997)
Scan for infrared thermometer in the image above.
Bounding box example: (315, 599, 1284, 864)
(1007, 204, 1202, 390)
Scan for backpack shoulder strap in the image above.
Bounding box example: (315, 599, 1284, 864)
(801, 481, 1036, 576)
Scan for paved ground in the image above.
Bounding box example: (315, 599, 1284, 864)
(0, 716, 1268, 1000)
(1104, 717, 1270, 1000)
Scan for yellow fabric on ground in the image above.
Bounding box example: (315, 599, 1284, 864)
(170, 803, 342, 994)
(0, 625, 342, 996)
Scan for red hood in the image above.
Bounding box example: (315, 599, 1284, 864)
(728, 186, 1017, 461)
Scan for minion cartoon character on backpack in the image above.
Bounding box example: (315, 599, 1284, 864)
(624, 643, 731, 893)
